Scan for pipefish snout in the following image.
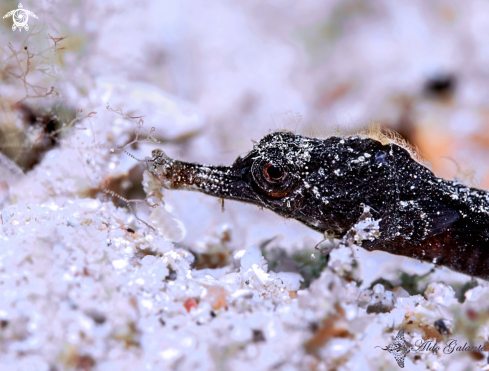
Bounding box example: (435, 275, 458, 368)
(148, 131, 489, 279)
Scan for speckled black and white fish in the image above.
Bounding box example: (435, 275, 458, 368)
(148, 130, 489, 279)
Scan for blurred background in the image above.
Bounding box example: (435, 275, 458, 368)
(3, 0, 489, 174)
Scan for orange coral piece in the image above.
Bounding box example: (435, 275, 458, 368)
(184, 298, 198, 313)
(205, 286, 227, 310)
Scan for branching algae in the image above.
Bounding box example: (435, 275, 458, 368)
(148, 131, 489, 279)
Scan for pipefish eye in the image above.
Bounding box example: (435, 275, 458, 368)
(263, 163, 285, 183)
(251, 159, 295, 198)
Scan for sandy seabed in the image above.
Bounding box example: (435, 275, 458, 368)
(2, 1, 489, 370)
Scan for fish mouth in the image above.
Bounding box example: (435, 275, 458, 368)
(148, 149, 264, 206)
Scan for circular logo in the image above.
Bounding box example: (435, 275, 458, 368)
(12, 9, 29, 29)
(3, 4, 38, 32)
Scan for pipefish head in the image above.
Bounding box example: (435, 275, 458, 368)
(148, 131, 401, 235)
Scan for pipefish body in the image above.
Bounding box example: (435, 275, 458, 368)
(148, 131, 489, 279)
